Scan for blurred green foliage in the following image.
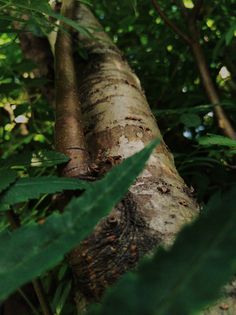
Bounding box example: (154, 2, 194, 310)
(0, 1, 236, 314)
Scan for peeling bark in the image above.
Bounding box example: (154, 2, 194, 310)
(62, 3, 199, 307)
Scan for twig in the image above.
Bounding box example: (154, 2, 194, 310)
(152, 0, 192, 44)
(6, 210, 54, 315)
(32, 280, 53, 315)
(18, 288, 40, 315)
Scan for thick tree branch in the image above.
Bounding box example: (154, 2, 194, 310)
(50, 1, 235, 312)
(63, 3, 198, 310)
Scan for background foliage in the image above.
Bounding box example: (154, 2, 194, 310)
(0, 0, 236, 314)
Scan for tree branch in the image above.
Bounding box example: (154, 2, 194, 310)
(188, 21, 236, 139)
(54, 0, 90, 177)
(151, 0, 192, 45)
(153, 0, 236, 139)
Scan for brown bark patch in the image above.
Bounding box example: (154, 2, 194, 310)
(68, 192, 160, 301)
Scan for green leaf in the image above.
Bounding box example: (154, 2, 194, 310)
(0, 139, 159, 300)
(52, 12, 92, 37)
(198, 134, 236, 147)
(225, 22, 236, 45)
(180, 113, 201, 128)
(89, 187, 236, 315)
(0, 170, 18, 194)
(52, 281, 72, 315)
(0, 150, 70, 170)
(13, 103, 30, 117)
(0, 177, 90, 211)
(7, 0, 92, 37)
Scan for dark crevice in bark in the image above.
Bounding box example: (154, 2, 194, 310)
(68, 192, 161, 302)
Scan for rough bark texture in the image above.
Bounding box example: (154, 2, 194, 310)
(65, 3, 199, 306)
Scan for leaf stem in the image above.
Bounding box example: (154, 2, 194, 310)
(18, 288, 40, 315)
(32, 280, 53, 315)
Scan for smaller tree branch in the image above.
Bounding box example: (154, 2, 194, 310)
(153, 0, 236, 140)
(188, 22, 236, 140)
(152, 0, 192, 45)
(55, 0, 90, 177)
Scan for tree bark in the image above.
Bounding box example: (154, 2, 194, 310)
(61, 3, 198, 308)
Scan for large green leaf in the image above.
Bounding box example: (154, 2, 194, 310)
(225, 22, 236, 45)
(0, 139, 159, 301)
(0, 150, 69, 169)
(0, 170, 18, 194)
(89, 187, 236, 315)
(0, 177, 91, 211)
(198, 134, 236, 147)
